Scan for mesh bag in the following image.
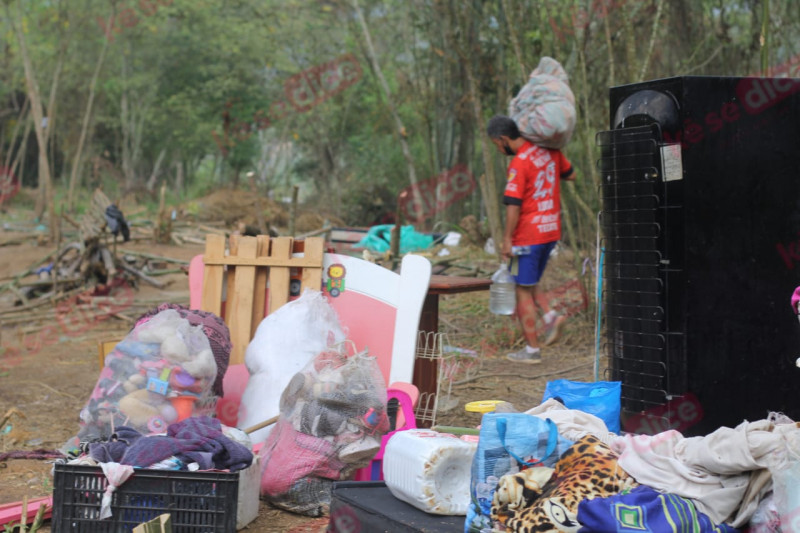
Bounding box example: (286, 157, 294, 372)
(68, 309, 219, 448)
(259, 346, 389, 516)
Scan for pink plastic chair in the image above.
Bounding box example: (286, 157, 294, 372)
(353, 387, 417, 481)
(188, 251, 429, 427)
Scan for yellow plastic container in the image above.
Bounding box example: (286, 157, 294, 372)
(465, 400, 505, 413)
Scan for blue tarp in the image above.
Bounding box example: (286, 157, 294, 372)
(355, 224, 434, 254)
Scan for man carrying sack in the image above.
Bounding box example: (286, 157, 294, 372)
(487, 114, 574, 364)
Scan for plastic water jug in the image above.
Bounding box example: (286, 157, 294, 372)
(383, 429, 478, 515)
(489, 263, 516, 315)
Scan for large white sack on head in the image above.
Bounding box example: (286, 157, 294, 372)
(508, 56, 576, 149)
(237, 289, 346, 444)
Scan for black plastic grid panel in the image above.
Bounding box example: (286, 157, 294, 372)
(597, 124, 686, 416)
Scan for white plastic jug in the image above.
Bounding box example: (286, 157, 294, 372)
(383, 429, 478, 515)
(489, 263, 516, 315)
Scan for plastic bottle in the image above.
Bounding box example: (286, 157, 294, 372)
(489, 263, 516, 315)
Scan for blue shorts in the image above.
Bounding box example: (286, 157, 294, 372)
(510, 241, 556, 286)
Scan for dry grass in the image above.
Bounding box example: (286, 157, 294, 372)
(421, 243, 602, 429)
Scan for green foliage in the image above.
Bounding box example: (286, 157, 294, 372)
(2, 0, 799, 247)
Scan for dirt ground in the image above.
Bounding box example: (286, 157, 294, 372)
(0, 206, 597, 532)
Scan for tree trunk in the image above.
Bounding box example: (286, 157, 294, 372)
(351, 0, 423, 215)
(760, 0, 770, 72)
(463, 60, 502, 257)
(146, 148, 167, 192)
(577, 24, 600, 193)
(120, 53, 134, 188)
(3, 98, 29, 170)
(43, 28, 69, 185)
(501, 0, 527, 82)
(0, 102, 29, 210)
(443, 0, 502, 256)
(174, 159, 184, 198)
(638, 0, 665, 82)
(68, 13, 111, 211)
(6, 1, 57, 242)
(12, 113, 33, 190)
(620, 3, 639, 83)
(119, 49, 149, 191)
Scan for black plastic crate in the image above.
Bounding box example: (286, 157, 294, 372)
(52, 463, 239, 533)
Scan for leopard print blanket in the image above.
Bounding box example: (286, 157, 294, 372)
(491, 434, 637, 532)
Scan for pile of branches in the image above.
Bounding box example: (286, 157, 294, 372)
(1, 190, 185, 311)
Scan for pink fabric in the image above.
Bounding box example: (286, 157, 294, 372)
(259, 419, 345, 496)
(791, 286, 800, 314)
(99, 462, 135, 520)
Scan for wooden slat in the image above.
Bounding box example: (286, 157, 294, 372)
(226, 235, 240, 324)
(98, 340, 118, 370)
(267, 237, 293, 314)
(203, 255, 326, 268)
(227, 236, 258, 365)
(300, 237, 324, 293)
(251, 235, 270, 338)
(201, 234, 226, 315)
(200, 233, 325, 366)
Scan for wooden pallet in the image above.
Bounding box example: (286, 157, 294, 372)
(201, 233, 325, 365)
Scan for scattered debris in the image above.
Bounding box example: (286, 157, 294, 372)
(0, 495, 52, 531)
(0, 190, 192, 308)
(0, 408, 25, 435)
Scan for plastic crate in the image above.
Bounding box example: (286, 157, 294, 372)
(52, 463, 239, 532)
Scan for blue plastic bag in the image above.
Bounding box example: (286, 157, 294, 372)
(542, 379, 621, 433)
(464, 413, 573, 532)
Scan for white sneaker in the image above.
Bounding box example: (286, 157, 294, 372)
(506, 348, 542, 364)
(543, 314, 567, 346)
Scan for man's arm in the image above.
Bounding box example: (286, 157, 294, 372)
(502, 203, 520, 261)
(559, 151, 575, 181)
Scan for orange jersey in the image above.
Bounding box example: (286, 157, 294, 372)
(503, 141, 573, 246)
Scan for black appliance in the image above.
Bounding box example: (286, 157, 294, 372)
(598, 75, 800, 436)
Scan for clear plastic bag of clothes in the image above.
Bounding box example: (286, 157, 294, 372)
(69, 308, 220, 447)
(237, 289, 347, 445)
(259, 345, 389, 516)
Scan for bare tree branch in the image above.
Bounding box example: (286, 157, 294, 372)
(638, 0, 665, 82)
(68, 11, 112, 211)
